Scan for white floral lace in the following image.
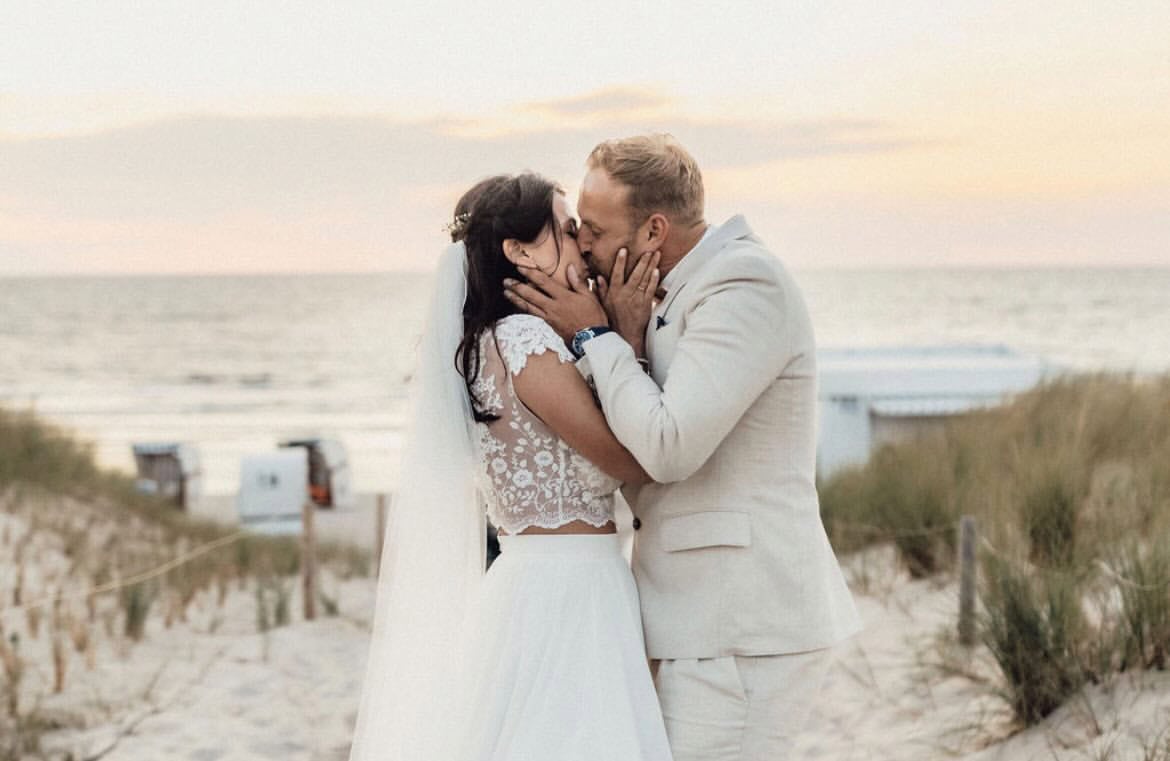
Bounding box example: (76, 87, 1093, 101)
(472, 314, 619, 534)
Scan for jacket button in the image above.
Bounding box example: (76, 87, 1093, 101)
(632, 517, 642, 530)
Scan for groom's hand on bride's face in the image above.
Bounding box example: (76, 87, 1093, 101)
(503, 266, 608, 343)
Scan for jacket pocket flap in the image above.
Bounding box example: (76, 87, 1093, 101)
(660, 511, 752, 552)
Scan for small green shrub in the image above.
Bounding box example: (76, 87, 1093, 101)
(255, 583, 271, 633)
(980, 555, 1089, 724)
(121, 582, 155, 642)
(319, 590, 340, 617)
(273, 581, 290, 627)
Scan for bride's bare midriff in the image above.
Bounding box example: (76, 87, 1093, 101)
(498, 519, 617, 536)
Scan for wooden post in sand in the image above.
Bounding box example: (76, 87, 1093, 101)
(374, 493, 388, 578)
(958, 515, 977, 647)
(302, 501, 318, 621)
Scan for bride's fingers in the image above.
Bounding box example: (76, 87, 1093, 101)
(638, 252, 661, 293)
(626, 251, 654, 292)
(609, 249, 628, 289)
(597, 276, 608, 302)
(517, 264, 566, 294)
(645, 266, 661, 302)
(503, 279, 553, 312)
(566, 264, 589, 294)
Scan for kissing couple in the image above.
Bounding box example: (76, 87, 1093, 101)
(347, 134, 861, 761)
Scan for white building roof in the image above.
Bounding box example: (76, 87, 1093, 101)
(818, 345, 1050, 400)
(869, 397, 995, 417)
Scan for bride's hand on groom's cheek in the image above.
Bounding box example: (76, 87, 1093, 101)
(503, 266, 607, 343)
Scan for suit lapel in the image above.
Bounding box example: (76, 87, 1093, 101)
(653, 215, 754, 323)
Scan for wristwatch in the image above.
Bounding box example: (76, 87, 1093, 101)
(570, 325, 613, 358)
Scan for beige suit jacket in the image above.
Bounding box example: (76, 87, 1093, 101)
(582, 216, 861, 659)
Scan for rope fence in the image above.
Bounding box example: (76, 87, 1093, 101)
(6, 503, 1166, 637)
(1093, 558, 1170, 593)
(833, 515, 1165, 589)
(4, 494, 335, 625)
(831, 519, 958, 540)
(976, 535, 1169, 592)
(1, 528, 250, 622)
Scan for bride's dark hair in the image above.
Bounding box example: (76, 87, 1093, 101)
(451, 173, 563, 422)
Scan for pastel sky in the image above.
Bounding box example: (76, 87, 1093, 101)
(2, 0, 1168, 275)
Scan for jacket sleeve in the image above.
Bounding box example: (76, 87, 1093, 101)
(573, 354, 593, 382)
(583, 256, 791, 483)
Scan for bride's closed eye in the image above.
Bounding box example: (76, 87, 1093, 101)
(564, 219, 579, 240)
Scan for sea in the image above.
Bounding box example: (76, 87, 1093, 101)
(2, 268, 1168, 495)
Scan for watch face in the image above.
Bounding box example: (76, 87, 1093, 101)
(571, 332, 584, 356)
(572, 328, 594, 357)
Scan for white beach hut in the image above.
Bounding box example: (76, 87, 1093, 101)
(816, 346, 1050, 479)
(236, 450, 309, 535)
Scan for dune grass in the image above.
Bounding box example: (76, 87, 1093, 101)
(819, 373, 1170, 726)
(1115, 541, 1170, 672)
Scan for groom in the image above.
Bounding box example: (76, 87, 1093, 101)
(505, 134, 861, 760)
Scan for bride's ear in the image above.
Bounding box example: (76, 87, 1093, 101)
(502, 238, 529, 267)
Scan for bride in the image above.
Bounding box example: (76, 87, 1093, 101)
(347, 173, 673, 760)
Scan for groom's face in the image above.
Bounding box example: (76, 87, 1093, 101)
(576, 168, 647, 282)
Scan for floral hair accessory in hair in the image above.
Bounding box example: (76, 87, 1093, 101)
(443, 212, 472, 238)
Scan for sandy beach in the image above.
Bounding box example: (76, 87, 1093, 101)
(7, 492, 1168, 761)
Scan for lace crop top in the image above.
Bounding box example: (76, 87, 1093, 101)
(471, 314, 620, 534)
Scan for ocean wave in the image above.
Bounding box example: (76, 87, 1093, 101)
(182, 372, 274, 387)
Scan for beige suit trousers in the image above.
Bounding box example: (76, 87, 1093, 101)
(651, 648, 832, 761)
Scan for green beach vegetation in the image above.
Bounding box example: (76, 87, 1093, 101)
(820, 374, 1170, 728)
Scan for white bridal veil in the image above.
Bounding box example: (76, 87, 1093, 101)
(348, 242, 485, 761)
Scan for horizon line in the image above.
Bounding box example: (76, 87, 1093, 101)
(2, 262, 1169, 279)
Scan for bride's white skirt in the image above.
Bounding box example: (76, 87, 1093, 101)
(448, 533, 673, 761)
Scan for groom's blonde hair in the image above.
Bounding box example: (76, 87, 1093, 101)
(587, 134, 704, 228)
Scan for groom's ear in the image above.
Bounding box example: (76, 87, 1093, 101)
(645, 213, 670, 248)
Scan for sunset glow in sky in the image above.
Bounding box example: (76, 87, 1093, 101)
(2, 0, 1168, 274)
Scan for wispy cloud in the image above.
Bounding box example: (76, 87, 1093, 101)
(526, 87, 673, 118)
(0, 112, 927, 222)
